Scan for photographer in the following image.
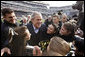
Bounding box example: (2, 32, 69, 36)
(72, 1, 84, 33)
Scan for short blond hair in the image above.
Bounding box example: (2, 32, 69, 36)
(47, 36, 71, 56)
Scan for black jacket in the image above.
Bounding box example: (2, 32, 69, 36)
(44, 19, 52, 27)
(58, 34, 75, 42)
(1, 20, 18, 49)
(26, 22, 47, 46)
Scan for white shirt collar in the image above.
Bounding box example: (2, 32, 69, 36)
(33, 24, 39, 33)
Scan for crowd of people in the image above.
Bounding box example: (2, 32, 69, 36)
(1, 1, 84, 56)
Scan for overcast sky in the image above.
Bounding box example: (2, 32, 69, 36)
(42, 1, 77, 7)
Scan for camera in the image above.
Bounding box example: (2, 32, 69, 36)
(72, 1, 83, 11)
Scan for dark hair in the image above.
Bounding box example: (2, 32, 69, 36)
(1, 8, 14, 16)
(74, 37, 84, 56)
(9, 26, 28, 56)
(63, 22, 76, 36)
(50, 23, 59, 34)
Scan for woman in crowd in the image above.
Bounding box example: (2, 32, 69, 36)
(44, 23, 59, 40)
(58, 22, 76, 43)
(46, 37, 71, 56)
(39, 23, 59, 53)
(5, 26, 42, 56)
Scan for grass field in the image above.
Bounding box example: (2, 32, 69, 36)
(1, 18, 46, 24)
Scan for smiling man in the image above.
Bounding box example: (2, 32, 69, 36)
(1, 8, 19, 56)
(26, 11, 46, 46)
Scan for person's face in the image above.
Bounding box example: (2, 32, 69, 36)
(23, 19, 27, 23)
(25, 29, 31, 40)
(4, 12, 16, 24)
(32, 15, 42, 29)
(61, 16, 67, 23)
(48, 17, 52, 21)
(59, 25, 69, 35)
(53, 17, 59, 24)
(47, 24, 55, 34)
